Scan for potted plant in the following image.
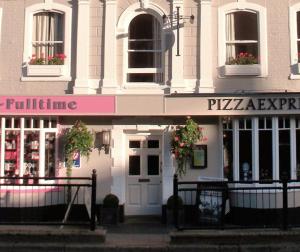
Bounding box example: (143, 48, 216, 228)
(224, 52, 260, 76)
(166, 195, 184, 225)
(27, 53, 67, 76)
(100, 193, 119, 225)
(171, 117, 203, 177)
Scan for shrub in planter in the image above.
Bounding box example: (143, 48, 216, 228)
(166, 195, 184, 225)
(100, 194, 119, 225)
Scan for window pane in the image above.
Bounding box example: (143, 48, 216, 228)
(223, 130, 233, 181)
(259, 130, 273, 180)
(239, 130, 252, 181)
(226, 43, 258, 63)
(129, 155, 140, 175)
(24, 131, 40, 178)
(129, 40, 161, 50)
(296, 130, 300, 179)
(279, 130, 290, 180)
(129, 52, 155, 68)
(148, 155, 159, 175)
(32, 12, 65, 60)
(128, 73, 157, 82)
(129, 141, 140, 148)
(297, 12, 300, 39)
(45, 133, 56, 177)
(227, 11, 258, 41)
(148, 140, 159, 148)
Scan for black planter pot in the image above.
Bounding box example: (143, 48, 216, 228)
(100, 206, 119, 225)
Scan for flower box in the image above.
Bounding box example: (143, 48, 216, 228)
(224, 64, 261, 76)
(27, 64, 66, 77)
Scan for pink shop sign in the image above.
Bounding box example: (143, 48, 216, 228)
(0, 96, 115, 115)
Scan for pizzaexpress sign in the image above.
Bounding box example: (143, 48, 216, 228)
(207, 97, 300, 111)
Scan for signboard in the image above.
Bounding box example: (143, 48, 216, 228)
(0, 96, 115, 115)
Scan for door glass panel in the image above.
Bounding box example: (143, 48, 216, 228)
(129, 141, 140, 148)
(148, 140, 159, 148)
(129, 155, 140, 175)
(24, 131, 40, 178)
(45, 133, 56, 177)
(148, 155, 159, 175)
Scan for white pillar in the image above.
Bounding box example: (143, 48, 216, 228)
(170, 0, 185, 93)
(101, 0, 119, 94)
(74, 0, 94, 94)
(198, 0, 214, 93)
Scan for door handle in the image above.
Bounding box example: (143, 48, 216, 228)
(138, 178, 150, 182)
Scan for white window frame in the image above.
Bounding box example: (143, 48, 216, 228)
(218, 2, 268, 77)
(289, 3, 300, 79)
(117, 3, 168, 92)
(22, 2, 72, 81)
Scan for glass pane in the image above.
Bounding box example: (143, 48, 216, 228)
(129, 14, 160, 40)
(129, 141, 140, 148)
(297, 12, 300, 39)
(24, 131, 40, 179)
(148, 155, 159, 175)
(239, 130, 252, 181)
(129, 155, 140, 175)
(129, 52, 155, 68)
(296, 130, 300, 179)
(4, 130, 20, 184)
(129, 40, 161, 50)
(45, 133, 56, 177)
(226, 43, 258, 63)
(279, 130, 291, 180)
(128, 73, 157, 82)
(223, 130, 233, 181)
(148, 140, 159, 148)
(259, 130, 273, 180)
(227, 11, 258, 41)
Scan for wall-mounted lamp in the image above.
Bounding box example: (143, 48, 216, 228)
(100, 130, 111, 154)
(162, 6, 194, 56)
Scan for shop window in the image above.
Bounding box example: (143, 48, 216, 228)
(238, 119, 252, 181)
(127, 14, 163, 83)
(223, 119, 233, 181)
(22, 3, 72, 80)
(218, 2, 267, 76)
(278, 118, 291, 180)
(258, 118, 273, 180)
(2, 118, 57, 184)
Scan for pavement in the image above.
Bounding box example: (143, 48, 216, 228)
(1, 217, 300, 251)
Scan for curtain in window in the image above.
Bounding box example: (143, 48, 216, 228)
(153, 17, 162, 83)
(226, 13, 235, 63)
(32, 12, 63, 60)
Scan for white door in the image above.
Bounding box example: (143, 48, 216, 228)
(126, 135, 162, 215)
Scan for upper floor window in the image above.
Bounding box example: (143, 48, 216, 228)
(127, 14, 163, 83)
(31, 12, 64, 64)
(22, 3, 72, 81)
(218, 2, 267, 77)
(225, 11, 258, 65)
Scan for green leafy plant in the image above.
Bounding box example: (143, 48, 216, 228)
(171, 117, 203, 177)
(103, 194, 119, 208)
(64, 120, 94, 177)
(227, 52, 258, 65)
(29, 53, 66, 65)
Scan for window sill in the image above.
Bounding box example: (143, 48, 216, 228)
(223, 64, 261, 76)
(27, 64, 66, 77)
(21, 76, 72, 82)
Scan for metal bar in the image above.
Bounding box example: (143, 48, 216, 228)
(90, 169, 97, 231)
(173, 174, 179, 229)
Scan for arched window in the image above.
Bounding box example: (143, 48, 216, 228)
(127, 14, 162, 83)
(32, 12, 65, 63)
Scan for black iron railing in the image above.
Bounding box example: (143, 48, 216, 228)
(0, 170, 97, 230)
(173, 174, 300, 230)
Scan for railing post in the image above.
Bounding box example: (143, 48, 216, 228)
(173, 174, 179, 229)
(90, 169, 97, 231)
(282, 174, 288, 230)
